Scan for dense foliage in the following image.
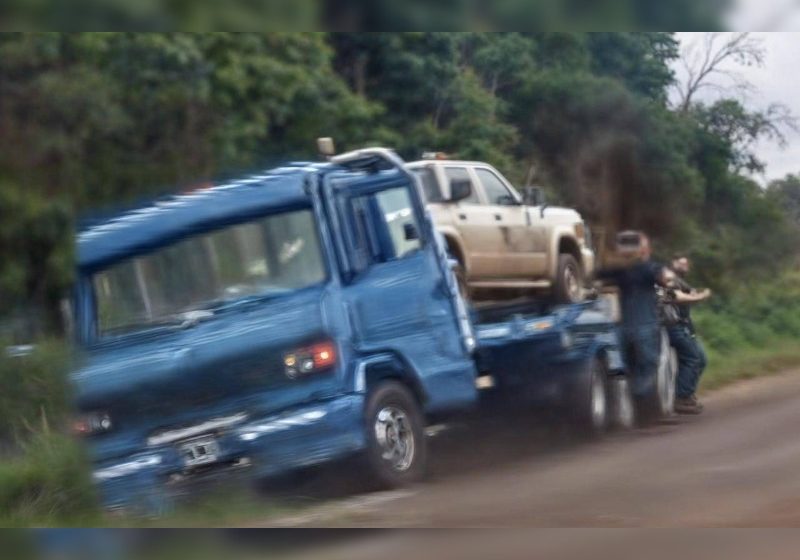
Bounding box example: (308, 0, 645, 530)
(0, 32, 797, 333)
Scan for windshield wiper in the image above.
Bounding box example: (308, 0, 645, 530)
(195, 288, 292, 313)
(102, 310, 215, 337)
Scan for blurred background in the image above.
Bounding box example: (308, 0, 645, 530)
(2, 31, 800, 527)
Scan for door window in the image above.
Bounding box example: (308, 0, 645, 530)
(475, 168, 517, 206)
(444, 167, 481, 204)
(347, 186, 423, 273)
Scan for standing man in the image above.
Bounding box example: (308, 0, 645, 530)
(668, 254, 711, 415)
(597, 232, 673, 401)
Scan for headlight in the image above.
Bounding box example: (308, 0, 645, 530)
(284, 341, 337, 379)
(72, 412, 113, 436)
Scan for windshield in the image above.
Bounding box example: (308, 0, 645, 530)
(92, 209, 326, 336)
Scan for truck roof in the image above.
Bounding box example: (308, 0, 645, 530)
(406, 159, 496, 168)
(77, 162, 329, 272)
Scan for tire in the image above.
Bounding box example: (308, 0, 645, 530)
(637, 328, 676, 423)
(608, 374, 635, 430)
(554, 254, 583, 304)
(571, 357, 609, 437)
(363, 381, 427, 488)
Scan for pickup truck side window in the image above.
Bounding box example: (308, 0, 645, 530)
(475, 168, 517, 206)
(347, 186, 422, 271)
(412, 167, 443, 202)
(444, 167, 481, 204)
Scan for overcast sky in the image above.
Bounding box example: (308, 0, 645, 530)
(672, 32, 800, 184)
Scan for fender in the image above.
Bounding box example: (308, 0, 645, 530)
(436, 226, 471, 273)
(352, 352, 427, 404)
(546, 228, 582, 279)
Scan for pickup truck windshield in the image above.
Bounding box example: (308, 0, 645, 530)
(92, 208, 325, 336)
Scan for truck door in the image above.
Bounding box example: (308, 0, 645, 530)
(473, 167, 548, 278)
(443, 166, 507, 279)
(328, 173, 477, 413)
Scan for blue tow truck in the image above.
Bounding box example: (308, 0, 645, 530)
(71, 148, 674, 512)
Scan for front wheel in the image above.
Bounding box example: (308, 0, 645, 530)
(554, 254, 583, 304)
(363, 381, 427, 488)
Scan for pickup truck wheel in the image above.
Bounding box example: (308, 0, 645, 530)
(554, 254, 583, 304)
(572, 358, 609, 437)
(363, 381, 427, 488)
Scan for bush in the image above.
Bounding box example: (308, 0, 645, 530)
(0, 341, 99, 524)
(0, 340, 72, 443)
(0, 432, 97, 525)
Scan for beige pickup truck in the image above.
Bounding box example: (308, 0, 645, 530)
(408, 158, 594, 303)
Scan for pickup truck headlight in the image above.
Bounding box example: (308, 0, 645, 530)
(72, 412, 113, 436)
(574, 222, 586, 241)
(284, 341, 337, 379)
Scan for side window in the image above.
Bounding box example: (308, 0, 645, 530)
(475, 168, 516, 206)
(412, 167, 443, 203)
(348, 186, 422, 272)
(375, 188, 421, 259)
(444, 167, 481, 204)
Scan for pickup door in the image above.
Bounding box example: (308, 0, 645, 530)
(473, 167, 548, 279)
(443, 166, 508, 279)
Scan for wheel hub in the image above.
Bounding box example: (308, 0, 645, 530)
(565, 266, 580, 300)
(374, 406, 415, 472)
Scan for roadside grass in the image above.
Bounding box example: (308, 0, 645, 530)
(694, 272, 800, 391)
(120, 482, 300, 528)
(0, 431, 100, 527)
(701, 338, 800, 391)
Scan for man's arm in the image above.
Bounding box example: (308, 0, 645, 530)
(673, 288, 711, 304)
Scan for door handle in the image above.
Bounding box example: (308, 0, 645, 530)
(458, 213, 467, 221)
(494, 214, 502, 221)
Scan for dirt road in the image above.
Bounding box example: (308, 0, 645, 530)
(260, 370, 800, 527)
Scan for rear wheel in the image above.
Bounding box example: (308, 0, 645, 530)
(572, 358, 609, 437)
(363, 381, 427, 488)
(554, 254, 583, 304)
(608, 374, 635, 430)
(637, 328, 676, 423)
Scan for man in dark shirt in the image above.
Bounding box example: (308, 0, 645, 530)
(597, 233, 671, 399)
(667, 255, 711, 414)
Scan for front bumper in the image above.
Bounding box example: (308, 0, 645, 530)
(93, 394, 366, 512)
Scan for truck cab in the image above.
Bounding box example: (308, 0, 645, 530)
(72, 149, 478, 511)
(407, 159, 595, 303)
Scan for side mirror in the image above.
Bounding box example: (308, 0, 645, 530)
(449, 179, 472, 203)
(522, 186, 546, 207)
(403, 222, 419, 241)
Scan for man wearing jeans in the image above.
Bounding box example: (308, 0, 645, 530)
(667, 255, 711, 415)
(598, 232, 671, 399)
